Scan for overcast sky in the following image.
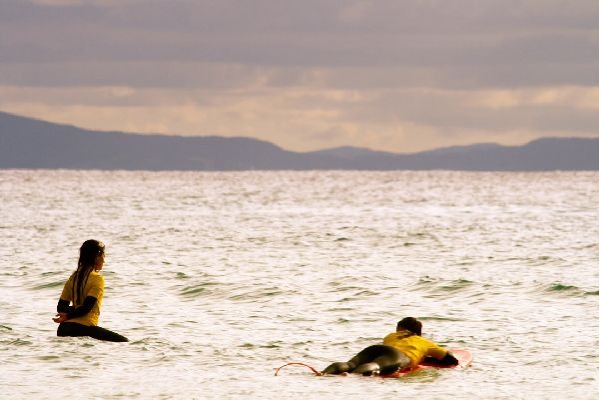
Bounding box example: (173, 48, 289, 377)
(1, 0, 598, 152)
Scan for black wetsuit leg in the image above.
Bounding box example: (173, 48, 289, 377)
(321, 361, 353, 375)
(348, 345, 410, 375)
(57, 322, 128, 342)
(86, 325, 129, 342)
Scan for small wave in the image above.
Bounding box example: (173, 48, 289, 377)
(129, 337, 176, 350)
(338, 289, 379, 302)
(547, 283, 578, 292)
(31, 280, 65, 290)
(228, 287, 284, 302)
(439, 279, 474, 292)
(334, 237, 351, 242)
(415, 275, 439, 285)
(413, 276, 474, 293)
(180, 284, 216, 298)
(326, 279, 369, 294)
(327, 307, 355, 312)
(4, 338, 33, 346)
(178, 281, 221, 298)
(40, 271, 63, 277)
(541, 282, 585, 297)
(420, 316, 463, 322)
(527, 255, 567, 266)
(259, 341, 284, 349)
(36, 355, 60, 362)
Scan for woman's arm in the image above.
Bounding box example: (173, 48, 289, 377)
(57, 299, 73, 314)
(65, 296, 97, 319)
(54, 296, 97, 322)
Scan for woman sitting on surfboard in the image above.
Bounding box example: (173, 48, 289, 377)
(52, 240, 128, 342)
(322, 317, 457, 376)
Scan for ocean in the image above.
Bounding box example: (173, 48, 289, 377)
(1, 170, 597, 399)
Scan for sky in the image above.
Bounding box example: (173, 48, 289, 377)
(1, 0, 599, 153)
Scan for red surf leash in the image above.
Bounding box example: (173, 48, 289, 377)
(274, 362, 321, 376)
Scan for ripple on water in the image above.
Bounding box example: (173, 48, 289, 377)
(536, 282, 588, 297)
(2, 171, 599, 399)
(31, 280, 65, 290)
(412, 276, 477, 299)
(178, 281, 222, 299)
(228, 286, 285, 302)
(3, 338, 34, 346)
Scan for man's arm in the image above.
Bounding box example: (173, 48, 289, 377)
(423, 352, 459, 366)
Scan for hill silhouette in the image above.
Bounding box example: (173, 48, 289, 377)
(1, 111, 598, 170)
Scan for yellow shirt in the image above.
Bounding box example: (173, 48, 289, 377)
(59, 270, 104, 326)
(382, 329, 448, 366)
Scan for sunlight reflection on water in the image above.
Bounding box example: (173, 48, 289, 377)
(1, 170, 598, 399)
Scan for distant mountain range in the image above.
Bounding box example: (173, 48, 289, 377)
(1, 110, 598, 171)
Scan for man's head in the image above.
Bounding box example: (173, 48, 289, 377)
(396, 317, 422, 336)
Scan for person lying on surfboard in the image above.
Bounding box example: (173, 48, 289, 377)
(321, 317, 458, 376)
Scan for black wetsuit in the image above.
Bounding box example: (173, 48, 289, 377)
(323, 343, 458, 375)
(322, 345, 411, 375)
(56, 298, 128, 342)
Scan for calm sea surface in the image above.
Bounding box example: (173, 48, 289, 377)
(1, 170, 598, 399)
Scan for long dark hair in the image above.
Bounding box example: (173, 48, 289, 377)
(72, 240, 105, 305)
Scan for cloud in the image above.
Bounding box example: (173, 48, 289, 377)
(3, 82, 597, 153)
(4, 1, 599, 72)
(1, 0, 599, 152)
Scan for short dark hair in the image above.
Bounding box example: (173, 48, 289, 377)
(396, 317, 422, 336)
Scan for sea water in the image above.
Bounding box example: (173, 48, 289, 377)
(1, 170, 597, 399)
